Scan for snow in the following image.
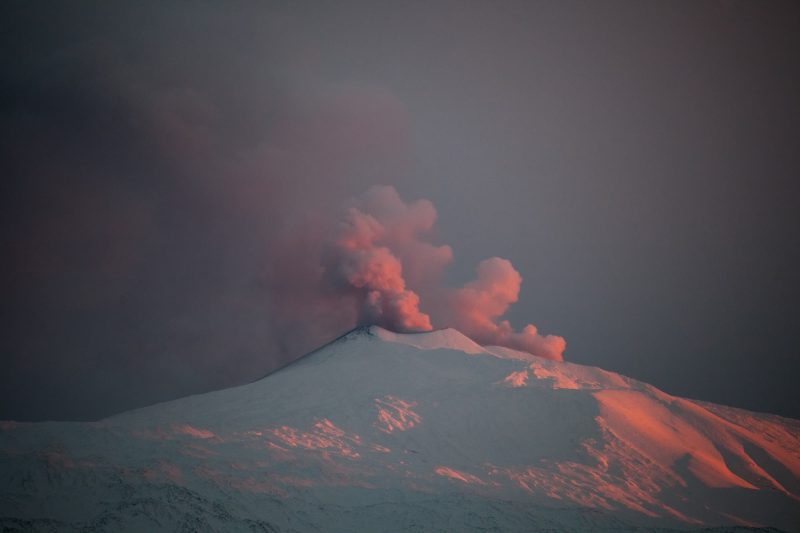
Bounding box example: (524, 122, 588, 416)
(1, 326, 798, 532)
(367, 325, 486, 354)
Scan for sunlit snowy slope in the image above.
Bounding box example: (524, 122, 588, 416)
(1, 326, 799, 532)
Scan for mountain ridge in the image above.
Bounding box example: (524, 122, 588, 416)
(1, 326, 798, 532)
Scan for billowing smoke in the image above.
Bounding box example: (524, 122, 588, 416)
(320, 186, 566, 361)
(325, 205, 432, 331)
(437, 257, 567, 360)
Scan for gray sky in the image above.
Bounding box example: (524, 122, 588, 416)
(2, 1, 799, 421)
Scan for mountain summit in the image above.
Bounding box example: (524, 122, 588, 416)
(2, 326, 799, 531)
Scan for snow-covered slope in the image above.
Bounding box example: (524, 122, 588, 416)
(1, 326, 799, 532)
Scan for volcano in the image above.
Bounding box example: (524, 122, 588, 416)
(1, 326, 799, 531)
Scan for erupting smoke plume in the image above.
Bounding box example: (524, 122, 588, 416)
(326, 206, 432, 331)
(321, 186, 566, 361)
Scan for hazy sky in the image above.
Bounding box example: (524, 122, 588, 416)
(2, 1, 799, 421)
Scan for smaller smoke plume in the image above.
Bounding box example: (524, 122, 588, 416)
(437, 258, 567, 361)
(322, 186, 566, 360)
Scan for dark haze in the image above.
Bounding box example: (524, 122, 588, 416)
(2, 2, 799, 420)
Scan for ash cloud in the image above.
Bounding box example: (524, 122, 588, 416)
(318, 186, 566, 360)
(1, 3, 565, 421)
(1, 6, 418, 419)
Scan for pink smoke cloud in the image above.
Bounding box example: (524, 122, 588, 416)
(320, 186, 565, 360)
(325, 204, 433, 332)
(435, 258, 567, 361)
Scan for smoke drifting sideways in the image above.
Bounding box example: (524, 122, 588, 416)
(322, 186, 566, 361)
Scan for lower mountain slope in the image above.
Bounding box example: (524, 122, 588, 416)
(1, 326, 798, 532)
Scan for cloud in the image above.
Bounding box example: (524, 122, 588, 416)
(318, 186, 565, 360)
(434, 258, 567, 360)
(1, 4, 564, 421)
(323, 194, 433, 332)
(0, 11, 419, 418)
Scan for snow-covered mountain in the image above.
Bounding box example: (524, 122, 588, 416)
(1, 326, 799, 532)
